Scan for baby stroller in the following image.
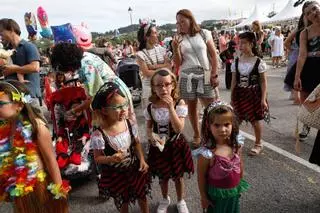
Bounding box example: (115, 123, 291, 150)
(50, 84, 93, 179)
(116, 57, 142, 107)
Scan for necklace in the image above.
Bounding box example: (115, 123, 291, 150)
(0, 116, 46, 201)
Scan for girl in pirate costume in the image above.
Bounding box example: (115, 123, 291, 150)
(90, 82, 150, 213)
(230, 32, 268, 156)
(144, 69, 194, 213)
(0, 80, 70, 213)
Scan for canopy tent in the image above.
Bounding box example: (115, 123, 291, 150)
(232, 5, 270, 28)
(264, 0, 303, 23)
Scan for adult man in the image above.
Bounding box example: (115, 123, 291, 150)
(0, 18, 41, 101)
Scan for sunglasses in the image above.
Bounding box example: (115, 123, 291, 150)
(0, 100, 12, 107)
(104, 101, 129, 111)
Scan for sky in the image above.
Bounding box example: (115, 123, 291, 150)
(1, 0, 294, 38)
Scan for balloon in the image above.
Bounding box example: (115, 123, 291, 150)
(72, 23, 92, 50)
(51, 23, 75, 44)
(37, 6, 52, 39)
(24, 12, 37, 39)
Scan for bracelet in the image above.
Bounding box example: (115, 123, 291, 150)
(47, 180, 71, 199)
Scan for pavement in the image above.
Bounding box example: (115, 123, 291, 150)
(1, 60, 320, 213)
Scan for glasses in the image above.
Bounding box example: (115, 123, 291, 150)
(104, 101, 129, 111)
(0, 100, 12, 107)
(154, 82, 173, 89)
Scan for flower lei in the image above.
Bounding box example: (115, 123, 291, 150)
(0, 117, 70, 201)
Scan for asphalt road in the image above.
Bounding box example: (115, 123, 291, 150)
(1, 63, 320, 213)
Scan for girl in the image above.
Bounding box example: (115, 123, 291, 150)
(231, 32, 268, 156)
(0, 80, 70, 213)
(136, 19, 172, 110)
(270, 27, 284, 68)
(90, 81, 150, 213)
(144, 69, 194, 213)
(195, 101, 249, 213)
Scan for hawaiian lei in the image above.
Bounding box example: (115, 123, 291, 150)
(0, 117, 70, 201)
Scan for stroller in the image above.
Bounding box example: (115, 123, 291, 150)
(50, 83, 93, 179)
(116, 57, 142, 107)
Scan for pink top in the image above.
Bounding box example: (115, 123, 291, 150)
(207, 154, 241, 189)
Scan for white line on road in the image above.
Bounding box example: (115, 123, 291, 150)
(240, 130, 320, 173)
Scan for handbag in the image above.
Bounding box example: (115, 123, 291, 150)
(298, 83, 320, 129)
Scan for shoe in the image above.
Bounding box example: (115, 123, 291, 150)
(177, 200, 189, 213)
(299, 125, 310, 141)
(249, 144, 263, 156)
(157, 196, 171, 213)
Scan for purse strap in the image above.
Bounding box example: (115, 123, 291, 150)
(185, 31, 208, 70)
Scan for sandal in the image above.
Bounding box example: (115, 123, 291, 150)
(249, 144, 263, 156)
(192, 137, 201, 149)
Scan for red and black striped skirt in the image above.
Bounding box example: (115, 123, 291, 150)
(232, 85, 265, 123)
(98, 160, 151, 210)
(147, 134, 194, 182)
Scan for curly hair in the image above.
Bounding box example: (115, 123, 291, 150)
(149, 68, 179, 103)
(50, 43, 84, 72)
(201, 103, 239, 151)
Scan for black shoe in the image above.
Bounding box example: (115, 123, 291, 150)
(299, 125, 310, 141)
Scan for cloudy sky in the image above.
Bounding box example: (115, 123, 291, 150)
(1, 0, 294, 37)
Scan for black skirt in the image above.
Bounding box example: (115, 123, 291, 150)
(309, 130, 320, 166)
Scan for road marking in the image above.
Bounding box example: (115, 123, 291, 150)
(240, 130, 320, 173)
(267, 74, 284, 78)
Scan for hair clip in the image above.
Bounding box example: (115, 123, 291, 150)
(12, 92, 21, 102)
(11, 92, 33, 104)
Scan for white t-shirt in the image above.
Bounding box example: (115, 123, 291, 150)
(180, 29, 213, 71)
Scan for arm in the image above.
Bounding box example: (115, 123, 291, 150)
(168, 100, 186, 133)
(4, 61, 40, 75)
(294, 29, 308, 91)
(136, 57, 156, 78)
(197, 155, 210, 208)
(71, 97, 92, 114)
(260, 72, 267, 102)
(257, 31, 264, 45)
(230, 72, 237, 101)
(207, 39, 218, 76)
(36, 121, 62, 185)
(172, 35, 182, 68)
(93, 149, 113, 164)
(284, 30, 296, 51)
(146, 119, 153, 142)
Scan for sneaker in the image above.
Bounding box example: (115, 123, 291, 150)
(299, 125, 310, 141)
(177, 200, 189, 213)
(157, 196, 171, 213)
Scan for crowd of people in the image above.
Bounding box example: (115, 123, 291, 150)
(0, 1, 319, 213)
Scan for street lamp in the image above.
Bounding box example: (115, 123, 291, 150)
(128, 7, 133, 25)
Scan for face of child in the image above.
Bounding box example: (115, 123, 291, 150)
(152, 74, 174, 99)
(210, 112, 233, 143)
(239, 38, 253, 55)
(102, 93, 129, 121)
(0, 92, 21, 121)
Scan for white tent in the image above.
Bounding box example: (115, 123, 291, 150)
(264, 0, 303, 23)
(233, 5, 270, 28)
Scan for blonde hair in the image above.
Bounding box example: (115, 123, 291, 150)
(149, 68, 179, 103)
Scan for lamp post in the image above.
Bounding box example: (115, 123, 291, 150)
(128, 7, 133, 25)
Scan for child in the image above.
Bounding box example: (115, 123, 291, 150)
(55, 101, 90, 170)
(0, 80, 70, 213)
(144, 68, 194, 213)
(90, 81, 150, 213)
(194, 101, 249, 213)
(231, 32, 268, 156)
(219, 40, 236, 89)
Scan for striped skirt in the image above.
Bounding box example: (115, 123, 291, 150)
(147, 134, 194, 182)
(98, 160, 151, 210)
(231, 85, 265, 123)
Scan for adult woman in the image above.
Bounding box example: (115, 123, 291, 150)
(294, 1, 320, 164)
(252, 20, 264, 57)
(136, 21, 171, 109)
(172, 9, 219, 147)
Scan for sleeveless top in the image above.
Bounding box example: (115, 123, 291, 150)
(307, 36, 320, 52)
(207, 153, 241, 189)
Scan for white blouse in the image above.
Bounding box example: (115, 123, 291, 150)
(91, 122, 138, 151)
(231, 58, 267, 76)
(143, 105, 188, 125)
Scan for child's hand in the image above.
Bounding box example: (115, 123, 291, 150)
(57, 137, 63, 143)
(78, 136, 87, 145)
(261, 100, 268, 111)
(139, 160, 149, 174)
(161, 95, 174, 109)
(110, 151, 125, 163)
(201, 197, 212, 209)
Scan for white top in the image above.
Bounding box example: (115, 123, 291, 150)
(91, 122, 138, 151)
(143, 105, 188, 125)
(180, 29, 213, 71)
(271, 35, 284, 57)
(231, 58, 267, 76)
